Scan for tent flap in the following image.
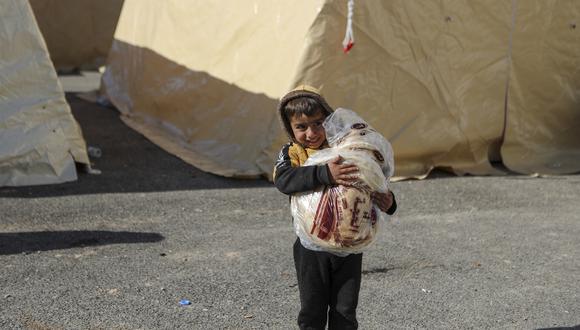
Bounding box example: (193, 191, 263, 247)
(0, 0, 89, 187)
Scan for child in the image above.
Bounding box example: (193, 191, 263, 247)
(273, 85, 397, 329)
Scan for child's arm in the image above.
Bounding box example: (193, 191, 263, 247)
(273, 144, 358, 194)
(372, 191, 397, 215)
(326, 155, 359, 186)
(274, 144, 331, 194)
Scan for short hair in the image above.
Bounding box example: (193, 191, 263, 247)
(283, 97, 325, 121)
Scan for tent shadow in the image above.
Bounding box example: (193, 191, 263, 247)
(0, 230, 164, 255)
(0, 92, 273, 198)
(1, 40, 279, 197)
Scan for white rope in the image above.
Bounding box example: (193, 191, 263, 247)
(342, 0, 355, 53)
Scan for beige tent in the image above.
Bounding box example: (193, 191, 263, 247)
(502, 1, 580, 175)
(102, 0, 580, 180)
(29, 0, 124, 70)
(0, 0, 89, 186)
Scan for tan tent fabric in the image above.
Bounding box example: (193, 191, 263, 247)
(0, 0, 89, 186)
(502, 1, 580, 175)
(285, 1, 514, 179)
(102, 0, 580, 180)
(102, 0, 323, 178)
(29, 0, 124, 70)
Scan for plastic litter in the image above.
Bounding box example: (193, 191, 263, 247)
(96, 95, 112, 107)
(81, 163, 102, 175)
(179, 299, 191, 306)
(87, 146, 102, 158)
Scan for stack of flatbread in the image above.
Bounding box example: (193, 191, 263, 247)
(291, 108, 394, 255)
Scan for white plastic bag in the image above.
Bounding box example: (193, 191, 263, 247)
(291, 108, 394, 255)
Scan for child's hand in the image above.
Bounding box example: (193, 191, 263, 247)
(327, 155, 359, 186)
(372, 190, 394, 213)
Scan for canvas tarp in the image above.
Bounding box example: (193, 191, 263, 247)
(102, 0, 321, 178)
(0, 0, 89, 186)
(502, 1, 580, 175)
(29, 0, 124, 70)
(102, 0, 580, 180)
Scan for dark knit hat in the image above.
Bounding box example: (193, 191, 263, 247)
(277, 85, 334, 142)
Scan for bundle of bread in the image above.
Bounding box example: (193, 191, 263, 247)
(291, 108, 394, 255)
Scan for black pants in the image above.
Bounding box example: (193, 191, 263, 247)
(293, 238, 363, 330)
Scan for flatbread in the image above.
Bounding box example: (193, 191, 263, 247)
(291, 108, 394, 254)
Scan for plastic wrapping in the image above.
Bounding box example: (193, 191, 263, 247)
(291, 108, 394, 255)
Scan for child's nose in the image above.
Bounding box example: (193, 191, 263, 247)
(307, 127, 320, 137)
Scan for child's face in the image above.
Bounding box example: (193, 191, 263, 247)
(289, 112, 327, 149)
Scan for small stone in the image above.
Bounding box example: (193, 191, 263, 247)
(107, 288, 120, 296)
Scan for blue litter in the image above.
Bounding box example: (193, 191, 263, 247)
(179, 299, 191, 306)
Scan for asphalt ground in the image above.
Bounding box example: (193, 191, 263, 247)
(1, 79, 579, 329)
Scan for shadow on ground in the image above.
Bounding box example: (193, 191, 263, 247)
(0, 94, 272, 198)
(0, 230, 164, 255)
